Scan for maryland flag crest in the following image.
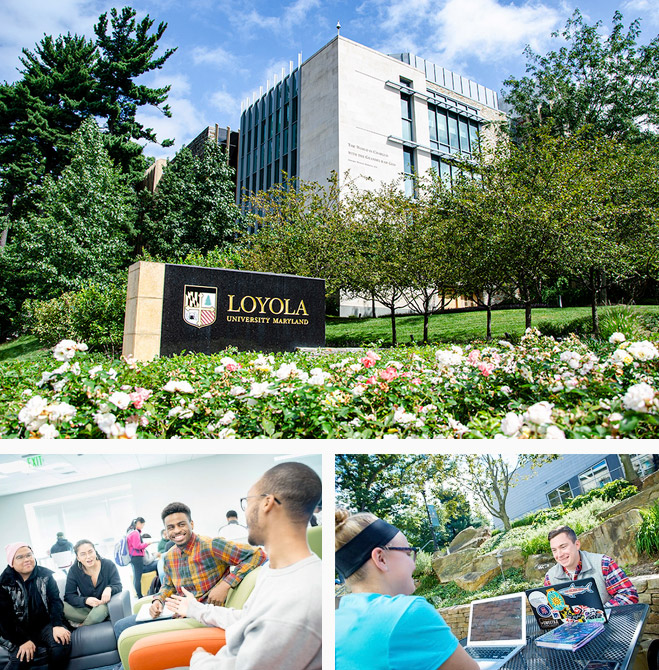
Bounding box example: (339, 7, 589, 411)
(183, 285, 217, 329)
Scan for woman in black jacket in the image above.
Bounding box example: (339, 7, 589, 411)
(63, 540, 122, 626)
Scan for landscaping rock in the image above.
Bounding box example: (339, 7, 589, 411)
(579, 509, 643, 566)
(455, 566, 501, 592)
(432, 548, 479, 583)
(598, 486, 659, 521)
(525, 553, 554, 582)
(642, 470, 659, 491)
(449, 526, 491, 553)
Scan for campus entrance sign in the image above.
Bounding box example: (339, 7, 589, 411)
(122, 261, 326, 360)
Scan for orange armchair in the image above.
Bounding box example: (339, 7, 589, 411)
(129, 628, 227, 670)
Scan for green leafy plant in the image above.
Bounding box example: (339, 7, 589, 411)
(636, 503, 659, 556)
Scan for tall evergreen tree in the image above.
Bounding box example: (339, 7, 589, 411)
(0, 5, 176, 233)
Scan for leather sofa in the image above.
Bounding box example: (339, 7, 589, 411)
(0, 569, 132, 670)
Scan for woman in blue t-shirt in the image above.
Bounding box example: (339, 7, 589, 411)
(335, 509, 478, 670)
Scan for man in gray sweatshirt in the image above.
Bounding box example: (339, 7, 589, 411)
(166, 461, 322, 670)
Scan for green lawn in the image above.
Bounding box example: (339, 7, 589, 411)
(2, 305, 658, 362)
(0, 335, 49, 362)
(325, 304, 659, 347)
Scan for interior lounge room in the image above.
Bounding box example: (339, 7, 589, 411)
(0, 452, 322, 670)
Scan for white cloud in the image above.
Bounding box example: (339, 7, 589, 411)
(210, 89, 241, 120)
(622, 0, 659, 25)
(0, 0, 105, 83)
(358, 0, 563, 72)
(228, 0, 322, 36)
(191, 45, 236, 68)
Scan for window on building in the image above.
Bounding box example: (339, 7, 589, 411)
(630, 454, 659, 478)
(403, 147, 415, 197)
(276, 108, 281, 134)
(447, 112, 459, 152)
(459, 117, 470, 155)
(547, 482, 573, 507)
(274, 159, 280, 184)
(578, 460, 612, 493)
(275, 133, 280, 160)
(400, 77, 414, 141)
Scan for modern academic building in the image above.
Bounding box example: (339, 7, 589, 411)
(236, 35, 506, 315)
(493, 454, 658, 529)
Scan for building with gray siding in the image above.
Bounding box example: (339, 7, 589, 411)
(495, 453, 657, 529)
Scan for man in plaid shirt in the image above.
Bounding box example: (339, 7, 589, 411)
(113, 502, 266, 638)
(544, 525, 638, 606)
(148, 502, 266, 618)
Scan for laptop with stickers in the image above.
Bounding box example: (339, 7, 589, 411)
(464, 593, 527, 670)
(525, 578, 608, 631)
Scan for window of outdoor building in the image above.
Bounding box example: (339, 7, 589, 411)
(400, 77, 414, 141)
(403, 147, 415, 197)
(631, 454, 659, 478)
(547, 482, 573, 507)
(578, 459, 612, 493)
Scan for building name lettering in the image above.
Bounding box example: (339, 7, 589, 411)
(227, 294, 309, 316)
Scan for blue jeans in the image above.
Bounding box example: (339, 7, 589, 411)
(130, 555, 158, 598)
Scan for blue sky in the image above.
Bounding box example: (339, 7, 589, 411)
(1, 0, 658, 160)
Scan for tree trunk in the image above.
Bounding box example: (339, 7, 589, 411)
(525, 303, 532, 330)
(499, 508, 512, 532)
(423, 312, 429, 344)
(0, 226, 7, 249)
(390, 305, 397, 347)
(486, 293, 493, 341)
(371, 293, 376, 318)
(619, 454, 641, 486)
(590, 266, 600, 339)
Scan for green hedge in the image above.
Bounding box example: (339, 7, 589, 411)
(23, 278, 126, 355)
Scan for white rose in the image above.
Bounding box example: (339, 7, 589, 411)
(622, 383, 656, 413)
(524, 401, 554, 425)
(500, 412, 523, 436)
(544, 425, 566, 439)
(108, 391, 132, 410)
(609, 332, 626, 344)
(162, 380, 194, 394)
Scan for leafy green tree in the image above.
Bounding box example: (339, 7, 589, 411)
(458, 455, 555, 531)
(241, 172, 350, 296)
(335, 454, 459, 548)
(139, 142, 241, 258)
(504, 10, 659, 142)
(0, 5, 176, 231)
(6, 118, 133, 301)
(0, 34, 100, 229)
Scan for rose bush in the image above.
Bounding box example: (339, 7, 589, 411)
(1, 328, 658, 439)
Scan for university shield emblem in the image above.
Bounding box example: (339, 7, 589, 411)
(183, 285, 217, 329)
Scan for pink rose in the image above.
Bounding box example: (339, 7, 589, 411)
(478, 362, 495, 377)
(467, 350, 481, 365)
(379, 367, 398, 382)
(129, 387, 152, 409)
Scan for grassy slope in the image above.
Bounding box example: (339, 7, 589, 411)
(3, 305, 658, 362)
(325, 305, 659, 347)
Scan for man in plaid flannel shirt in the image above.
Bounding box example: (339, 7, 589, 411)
(148, 502, 266, 618)
(544, 525, 638, 607)
(113, 502, 266, 638)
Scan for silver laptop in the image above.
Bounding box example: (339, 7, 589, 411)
(464, 593, 527, 670)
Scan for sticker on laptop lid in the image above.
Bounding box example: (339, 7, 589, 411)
(546, 590, 566, 611)
(528, 591, 549, 609)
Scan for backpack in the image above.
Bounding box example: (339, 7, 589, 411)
(114, 534, 131, 566)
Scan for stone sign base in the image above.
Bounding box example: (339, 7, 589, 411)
(122, 261, 326, 360)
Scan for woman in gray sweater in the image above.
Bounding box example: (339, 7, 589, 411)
(63, 540, 122, 626)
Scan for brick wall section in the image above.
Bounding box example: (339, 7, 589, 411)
(438, 574, 659, 647)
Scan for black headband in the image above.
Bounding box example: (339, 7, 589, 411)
(335, 519, 399, 578)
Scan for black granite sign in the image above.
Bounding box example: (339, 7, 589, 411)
(160, 264, 325, 355)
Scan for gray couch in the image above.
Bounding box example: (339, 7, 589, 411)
(0, 569, 132, 670)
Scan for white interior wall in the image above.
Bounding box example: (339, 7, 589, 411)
(0, 453, 322, 560)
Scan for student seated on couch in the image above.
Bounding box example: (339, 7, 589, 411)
(63, 540, 122, 627)
(164, 462, 322, 670)
(114, 501, 266, 638)
(0, 543, 71, 670)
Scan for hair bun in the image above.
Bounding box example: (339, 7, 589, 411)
(335, 507, 350, 530)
